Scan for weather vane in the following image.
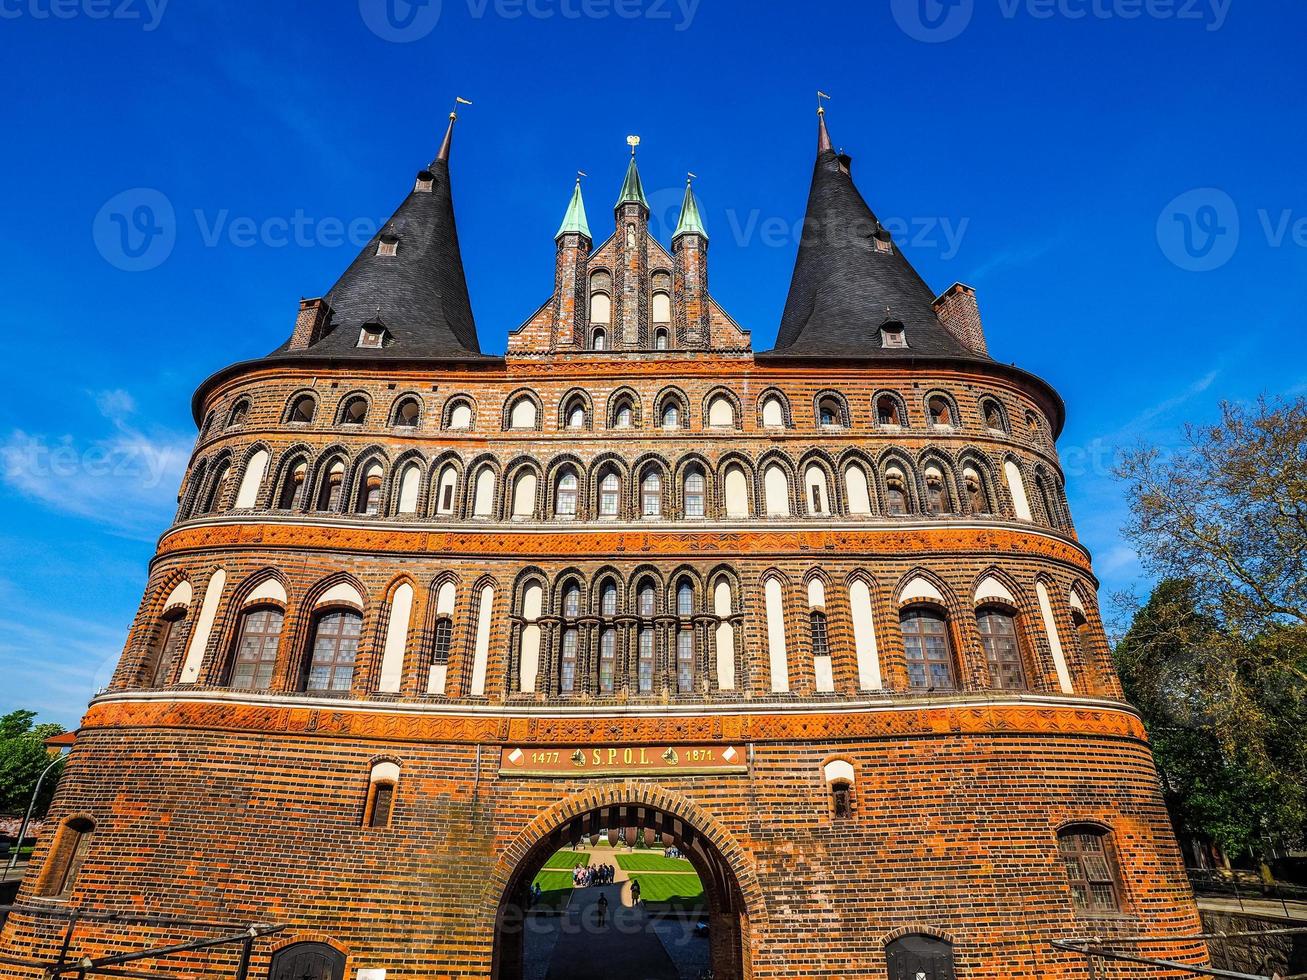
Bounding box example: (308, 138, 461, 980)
(687, 171, 697, 184)
(626, 134, 640, 155)
(817, 90, 831, 114)
(451, 96, 472, 119)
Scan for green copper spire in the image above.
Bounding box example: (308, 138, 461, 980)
(555, 176, 591, 241)
(615, 137, 649, 210)
(673, 175, 708, 241)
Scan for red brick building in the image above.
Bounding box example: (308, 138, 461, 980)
(0, 110, 1207, 979)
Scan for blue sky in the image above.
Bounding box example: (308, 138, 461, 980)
(2, 0, 1304, 727)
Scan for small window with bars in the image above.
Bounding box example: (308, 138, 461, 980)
(809, 610, 830, 659)
(1059, 827, 1122, 914)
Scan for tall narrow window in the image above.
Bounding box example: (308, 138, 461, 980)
(684, 469, 706, 517)
(641, 471, 662, 517)
(305, 610, 362, 693)
(925, 469, 950, 515)
(560, 628, 579, 693)
(356, 466, 383, 516)
(227, 399, 250, 428)
(964, 467, 988, 515)
(614, 399, 634, 428)
(638, 582, 657, 618)
(201, 462, 230, 514)
(432, 617, 453, 664)
(592, 327, 607, 351)
(1072, 609, 1093, 663)
(661, 402, 680, 428)
(810, 610, 830, 659)
(599, 472, 620, 517)
(600, 582, 618, 617)
(556, 470, 579, 518)
(654, 327, 669, 350)
(638, 628, 655, 693)
(146, 611, 187, 687)
(230, 606, 283, 690)
(566, 399, 586, 429)
(599, 628, 616, 694)
(676, 630, 695, 693)
(831, 781, 853, 819)
(1059, 827, 1122, 913)
(369, 783, 395, 828)
(677, 580, 694, 617)
(977, 608, 1026, 690)
(900, 608, 955, 690)
(38, 817, 95, 898)
(277, 462, 307, 510)
(885, 469, 909, 516)
(436, 466, 459, 516)
(563, 584, 581, 618)
(317, 464, 345, 512)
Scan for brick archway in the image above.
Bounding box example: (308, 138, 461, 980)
(487, 785, 762, 980)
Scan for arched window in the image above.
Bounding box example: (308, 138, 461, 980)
(562, 583, 581, 618)
(661, 402, 680, 429)
(885, 467, 910, 516)
(613, 397, 634, 429)
(600, 581, 618, 617)
(982, 398, 1007, 433)
(304, 609, 362, 692)
(200, 461, 231, 515)
(1071, 608, 1093, 664)
(761, 395, 786, 428)
(288, 394, 316, 424)
(900, 608, 955, 690)
(876, 395, 902, 427)
(1058, 825, 1122, 913)
(676, 579, 694, 617)
(652, 291, 672, 325)
(1036, 473, 1062, 528)
(927, 395, 953, 428)
(355, 463, 383, 516)
(591, 327, 607, 351)
(559, 628, 579, 693)
(924, 466, 950, 515)
(1026, 410, 1044, 442)
(565, 398, 587, 429)
(511, 469, 538, 519)
(599, 628, 617, 693)
(230, 606, 283, 690)
(36, 817, 95, 899)
(824, 761, 855, 819)
(804, 464, 830, 516)
(556, 470, 579, 518)
(341, 396, 368, 426)
(393, 397, 421, 428)
(724, 464, 750, 518)
(276, 461, 308, 510)
(885, 935, 955, 980)
(764, 463, 790, 517)
(641, 470, 662, 517)
(654, 327, 669, 350)
(817, 396, 844, 427)
(435, 464, 459, 516)
(963, 466, 989, 515)
(394, 462, 421, 515)
(365, 763, 399, 829)
(676, 630, 695, 693)
(145, 609, 187, 687)
(509, 396, 537, 430)
(810, 609, 830, 660)
(447, 400, 473, 430)
(316, 462, 345, 512)
(597, 471, 621, 518)
(845, 464, 872, 515)
(432, 616, 453, 666)
(227, 398, 250, 428)
(589, 288, 611, 325)
(707, 395, 735, 427)
(638, 627, 656, 693)
(977, 607, 1026, 690)
(638, 580, 657, 618)
(267, 943, 346, 980)
(683, 467, 706, 517)
(472, 466, 496, 517)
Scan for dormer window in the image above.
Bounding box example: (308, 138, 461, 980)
(358, 323, 387, 349)
(414, 172, 434, 193)
(881, 321, 907, 348)
(376, 235, 399, 257)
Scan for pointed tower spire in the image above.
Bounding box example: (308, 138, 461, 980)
(556, 174, 592, 241)
(673, 174, 708, 242)
(770, 105, 980, 360)
(434, 97, 470, 165)
(616, 135, 649, 211)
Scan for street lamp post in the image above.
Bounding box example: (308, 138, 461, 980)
(5, 754, 66, 880)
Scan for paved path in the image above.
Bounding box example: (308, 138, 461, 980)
(1197, 895, 1307, 921)
(544, 884, 679, 980)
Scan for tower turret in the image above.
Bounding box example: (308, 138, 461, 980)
(613, 137, 650, 348)
(552, 176, 592, 349)
(672, 175, 710, 348)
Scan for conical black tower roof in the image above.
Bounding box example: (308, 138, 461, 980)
(769, 114, 976, 359)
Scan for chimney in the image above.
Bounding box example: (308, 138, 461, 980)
(289, 297, 332, 351)
(932, 283, 989, 357)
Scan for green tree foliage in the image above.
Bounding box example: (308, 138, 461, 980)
(1115, 396, 1307, 857)
(0, 710, 66, 815)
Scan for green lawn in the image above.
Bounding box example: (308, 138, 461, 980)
(616, 853, 696, 873)
(629, 872, 705, 910)
(542, 851, 590, 870)
(530, 870, 575, 910)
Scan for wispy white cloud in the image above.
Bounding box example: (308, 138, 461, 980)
(967, 234, 1063, 283)
(0, 605, 126, 725)
(0, 388, 190, 539)
(1116, 368, 1220, 436)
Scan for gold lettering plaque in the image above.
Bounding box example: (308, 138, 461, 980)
(498, 744, 746, 778)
